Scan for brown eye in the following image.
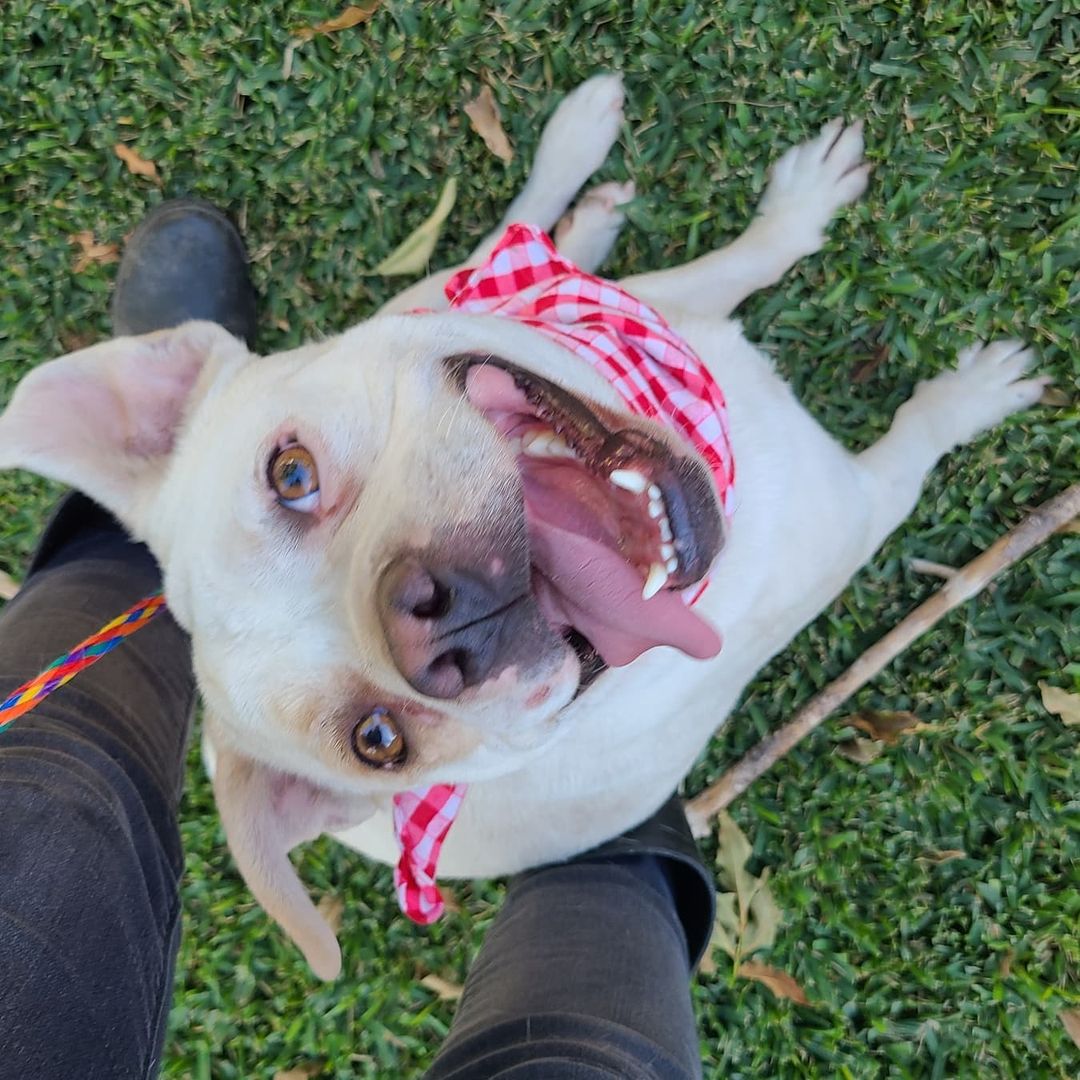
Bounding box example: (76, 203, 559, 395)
(269, 445, 320, 509)
(352, 707, 406, 768)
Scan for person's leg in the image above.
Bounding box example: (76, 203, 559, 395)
(0, 200, 256, 1080)
(426, 796, 713, 1080)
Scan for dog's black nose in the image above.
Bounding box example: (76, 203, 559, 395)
(377, 553, 528, 699)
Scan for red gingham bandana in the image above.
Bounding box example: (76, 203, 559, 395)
(391, 222, 735, 925)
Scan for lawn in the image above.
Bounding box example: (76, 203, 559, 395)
(1, 1, 1078, 1077)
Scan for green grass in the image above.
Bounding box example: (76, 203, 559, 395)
(2, 1, 1078, 1076)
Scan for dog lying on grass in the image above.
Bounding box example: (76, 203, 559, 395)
(0, 75, 1047, 978)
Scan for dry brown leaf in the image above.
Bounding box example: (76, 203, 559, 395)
(0, 570, 20, 600)
(1060, 1007, 1080, 1050)
(1039, 681, 1080, 727)
(315, 893, 344, 934)
(703, 813, 783, 972)
(464, 85, 514, 164)
(69, 230, 120, 273)
(998, 950, 1013, 978)
(851, 709, 934, 745)
(738, 960, 810, 1004)
(852, 342, 889, 383)
(421, 973, 464, 1001)
(273, 1066, 321, 1080)
(113, 143, 160, 183)
(926, 848, 966, 864)
(1039, 386, 1071, 407)
(58, 328, 97, 353)
(836, 738, 884, 764)
(294, 2, 381, 41)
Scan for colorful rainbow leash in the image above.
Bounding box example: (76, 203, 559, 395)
(0, 591, 166, 731)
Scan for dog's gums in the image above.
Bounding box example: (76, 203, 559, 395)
(448, 354, 724, 670)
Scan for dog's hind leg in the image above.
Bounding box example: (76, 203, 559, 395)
(852, 340, 1049, 562)
(379, 74, 625, 315)
(622, 119, 871, 320)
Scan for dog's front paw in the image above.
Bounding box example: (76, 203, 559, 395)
(906, 340, 1050, 450)
(554, 180, 635, 271)
(534, 73, 625, 187)
(757, 118, 871, 256)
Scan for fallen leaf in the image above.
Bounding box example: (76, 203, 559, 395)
(421, 973, 463, 1001)
(294, 2, 381, 41)
(704, 813, 782, 969)
(1060, 1008, 1080, 1049)
(852, 342, 889, 383)
(738, 960, 810, 1004)
(273, 1066, 321, 1080)
(69, 230, 120, 273)
(851, 709, 934, 745)
(1039, 386, 1071, 407)
(464, 85, 514, 164)
(1039, 681, 1080, 727)
(58, 328, 97, 353)
(836, 738, 884, 764)
(926, 849, 966, 864)
(113, 143, 160, 183)
(0, 570, 20, 600)
(998, 949, 1013, 978)
(315, 893, 344, 934)
(373, 177, 457, 276)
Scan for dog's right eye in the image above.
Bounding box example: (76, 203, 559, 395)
(352, 707, 406, 768)
(268, 444, 320, 512)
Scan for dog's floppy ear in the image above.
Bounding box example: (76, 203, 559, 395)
(209, 731, 375, 981)
(0, 320, 247, 531)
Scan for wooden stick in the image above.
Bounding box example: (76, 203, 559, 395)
(686, 483, 1080, 837)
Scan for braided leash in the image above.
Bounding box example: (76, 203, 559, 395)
(0, 591, 166, 731)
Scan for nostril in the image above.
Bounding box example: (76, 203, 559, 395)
(412, 579, 453, 620)
(426, 649, 469, 698)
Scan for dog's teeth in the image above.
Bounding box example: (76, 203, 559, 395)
(546, 435, 577, 458)
(666, 556, 679, 574)
(647, 483, 662, 501)
(642, 562, 669, 600)
(648, 499, 664, 519)
(659, 517, 673, 542)
(610, 468, 648, 493)
(660, 542, 675, 561)
(523, 431, 553, 456)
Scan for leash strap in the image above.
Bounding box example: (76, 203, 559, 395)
(0, 591, 166, 731)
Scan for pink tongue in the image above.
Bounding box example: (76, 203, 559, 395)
(525, 505, 722, 668)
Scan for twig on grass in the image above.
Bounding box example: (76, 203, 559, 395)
(686, 483, 1080, 837)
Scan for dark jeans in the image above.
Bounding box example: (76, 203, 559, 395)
(0, 500, 701, 1079)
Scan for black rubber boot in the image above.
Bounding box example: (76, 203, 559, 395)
(110, 198, 257, 346)
(31, 199, 258, 568)
(524, 794, 717, 969)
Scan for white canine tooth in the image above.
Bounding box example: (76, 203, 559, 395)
(642, 562, 669, 600)
(648, 500, 663, 519)
(666, 556, 679, 574)
(659, 518, 672, 542)
(609, 468, 648, 493)
(546, 435, 577, 458)
(647, 483, 662, 501)
(660, 542, 675, 561)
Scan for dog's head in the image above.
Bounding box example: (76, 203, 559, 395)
(0, 314, 723, 975)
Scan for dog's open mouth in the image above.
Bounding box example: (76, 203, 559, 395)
(451, 355, 724, 676)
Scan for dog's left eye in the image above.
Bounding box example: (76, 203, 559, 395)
(268, 444, 320, 512)
(352, 707, 406, 768)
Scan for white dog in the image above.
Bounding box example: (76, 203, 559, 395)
(0, 76, 1047, 979)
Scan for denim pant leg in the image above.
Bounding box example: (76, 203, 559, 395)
(0, 499, 195, 1080)
(426, 855, 703, 1080)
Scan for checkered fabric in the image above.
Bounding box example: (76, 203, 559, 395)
(394, 223, 737, 925)
(445, 222, 736, 517)
(391, 782, 466, 923)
